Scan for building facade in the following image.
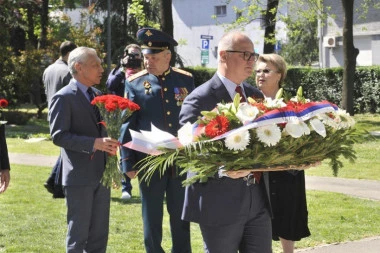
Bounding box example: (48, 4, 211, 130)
(320, 0, 380, 67)
(172, 0, 287, 68)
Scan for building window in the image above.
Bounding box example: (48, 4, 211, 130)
(215, 5, 227, 17)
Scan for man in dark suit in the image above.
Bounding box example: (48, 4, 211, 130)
(119, 28, 194, 253)
(43, 41, 77, 198)
(179, 31, 272, 253)
(49, 47, 119, 253)
(0, 123, 10, 194)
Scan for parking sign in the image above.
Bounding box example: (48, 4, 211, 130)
(202, 40, 209, 50)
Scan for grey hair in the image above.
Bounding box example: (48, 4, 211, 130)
(68, 47, 98, 75)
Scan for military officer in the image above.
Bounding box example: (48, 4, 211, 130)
(119, 28, 194, 253)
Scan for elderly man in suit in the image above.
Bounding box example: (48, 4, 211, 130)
(49, 46, 119, 253)
(179, 31, 272, 253)
(119, 28, 194, 253)
(0, 123, 10, 194)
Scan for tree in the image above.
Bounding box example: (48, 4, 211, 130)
(341, 0, 359, 115)
(281, 5, 319, 65)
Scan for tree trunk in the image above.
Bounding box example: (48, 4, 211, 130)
(341, 0, 358, 115)
(27, 7, 38, 48)
(39, 0, 49, 49)
(159, 0, 176, 66)
(263, 0, 279, 53)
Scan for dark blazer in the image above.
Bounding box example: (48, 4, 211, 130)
(179, 73, 272, 225)
(49, 80, 107, 186)
(0, 124, 10, 171)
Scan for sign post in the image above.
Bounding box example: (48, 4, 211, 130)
(201, 50, 209, 65)
(200, 35, 213, 66)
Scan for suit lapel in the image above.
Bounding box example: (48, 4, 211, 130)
(211, 74, 231, 103)
(69, 81, 98, 124)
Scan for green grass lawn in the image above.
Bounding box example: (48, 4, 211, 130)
(2, 112, 380, 252)
(1, 164, 380, 253)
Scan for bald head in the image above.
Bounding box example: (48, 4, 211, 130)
(217, 31, 256, 84)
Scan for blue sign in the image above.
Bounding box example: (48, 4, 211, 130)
(201, 35, 213, 40)
(202, 40, 209, 50)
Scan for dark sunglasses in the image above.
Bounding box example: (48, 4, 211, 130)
(255, 69, 276, 74)
(226, 50, 259, 62)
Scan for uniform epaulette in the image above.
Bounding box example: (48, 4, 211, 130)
(127, 69, 149, 82)
(172, 67, 193, 77)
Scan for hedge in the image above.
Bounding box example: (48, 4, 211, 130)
(185, 66, 380, 114)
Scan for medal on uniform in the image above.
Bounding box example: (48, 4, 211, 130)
(174, 87, 188, 106)
(144, 81, 152, 94)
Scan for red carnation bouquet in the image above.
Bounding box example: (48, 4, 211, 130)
(0, 98, 9, 125)
(91, 95, 140, 188)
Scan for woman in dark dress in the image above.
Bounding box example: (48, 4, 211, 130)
(255, 54, 311, 253)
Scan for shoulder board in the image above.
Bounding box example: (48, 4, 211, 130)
(172, 67, 193, 77)
(127, 69, 149, 82)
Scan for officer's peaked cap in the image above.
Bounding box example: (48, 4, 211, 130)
(137, 27, 178, 54)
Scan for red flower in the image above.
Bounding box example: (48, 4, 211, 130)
(91, 95, 140, 113)
(105, 101, 118, 112)
(204, 115, 230, 138)
(0, 99, 8, 108)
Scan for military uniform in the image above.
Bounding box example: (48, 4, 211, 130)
(119, 28, 194, 253)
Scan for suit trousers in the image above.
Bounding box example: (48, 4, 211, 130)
(199, 181, 272, 253)
(139, 170, 191, 253)
(65, 183, 111, 253)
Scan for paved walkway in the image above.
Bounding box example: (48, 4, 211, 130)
(9, 153, 380, 253)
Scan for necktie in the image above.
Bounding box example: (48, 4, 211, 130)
(87, 87, 101, 125)
(235, 86, 246, 102)
(235, 85, 262, 183)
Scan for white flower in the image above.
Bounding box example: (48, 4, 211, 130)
(334, 109, 355, 129)
(216, 102, 234, 113)
(309, 118, 326, 137)
(263, 97, 287, 109)
(236, 103, 259, 124)
(318, 113, 339, 129)
(256, 124, 282, 146)
(178, 122, 195, 146)
(284, 120, 310, 138)
(290, 96, 310, 103)
(225, 130, 250, 151)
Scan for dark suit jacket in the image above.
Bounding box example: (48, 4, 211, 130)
(179, 73, 272, 225)
(0, 124, 10, 171)
(49, 80, 107, 186)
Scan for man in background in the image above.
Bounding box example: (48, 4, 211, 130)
(42, 41, 77, 198)
(106, 43, 143, 200)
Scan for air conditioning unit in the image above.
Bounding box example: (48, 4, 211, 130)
(323, 36, 336, 47)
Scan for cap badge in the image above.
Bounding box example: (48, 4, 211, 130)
(145, 30, 153, 37)
(148, 41, 152, 47)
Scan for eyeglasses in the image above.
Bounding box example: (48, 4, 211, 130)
(226, 50, 259, 62)
(255, 69, 277, 75)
